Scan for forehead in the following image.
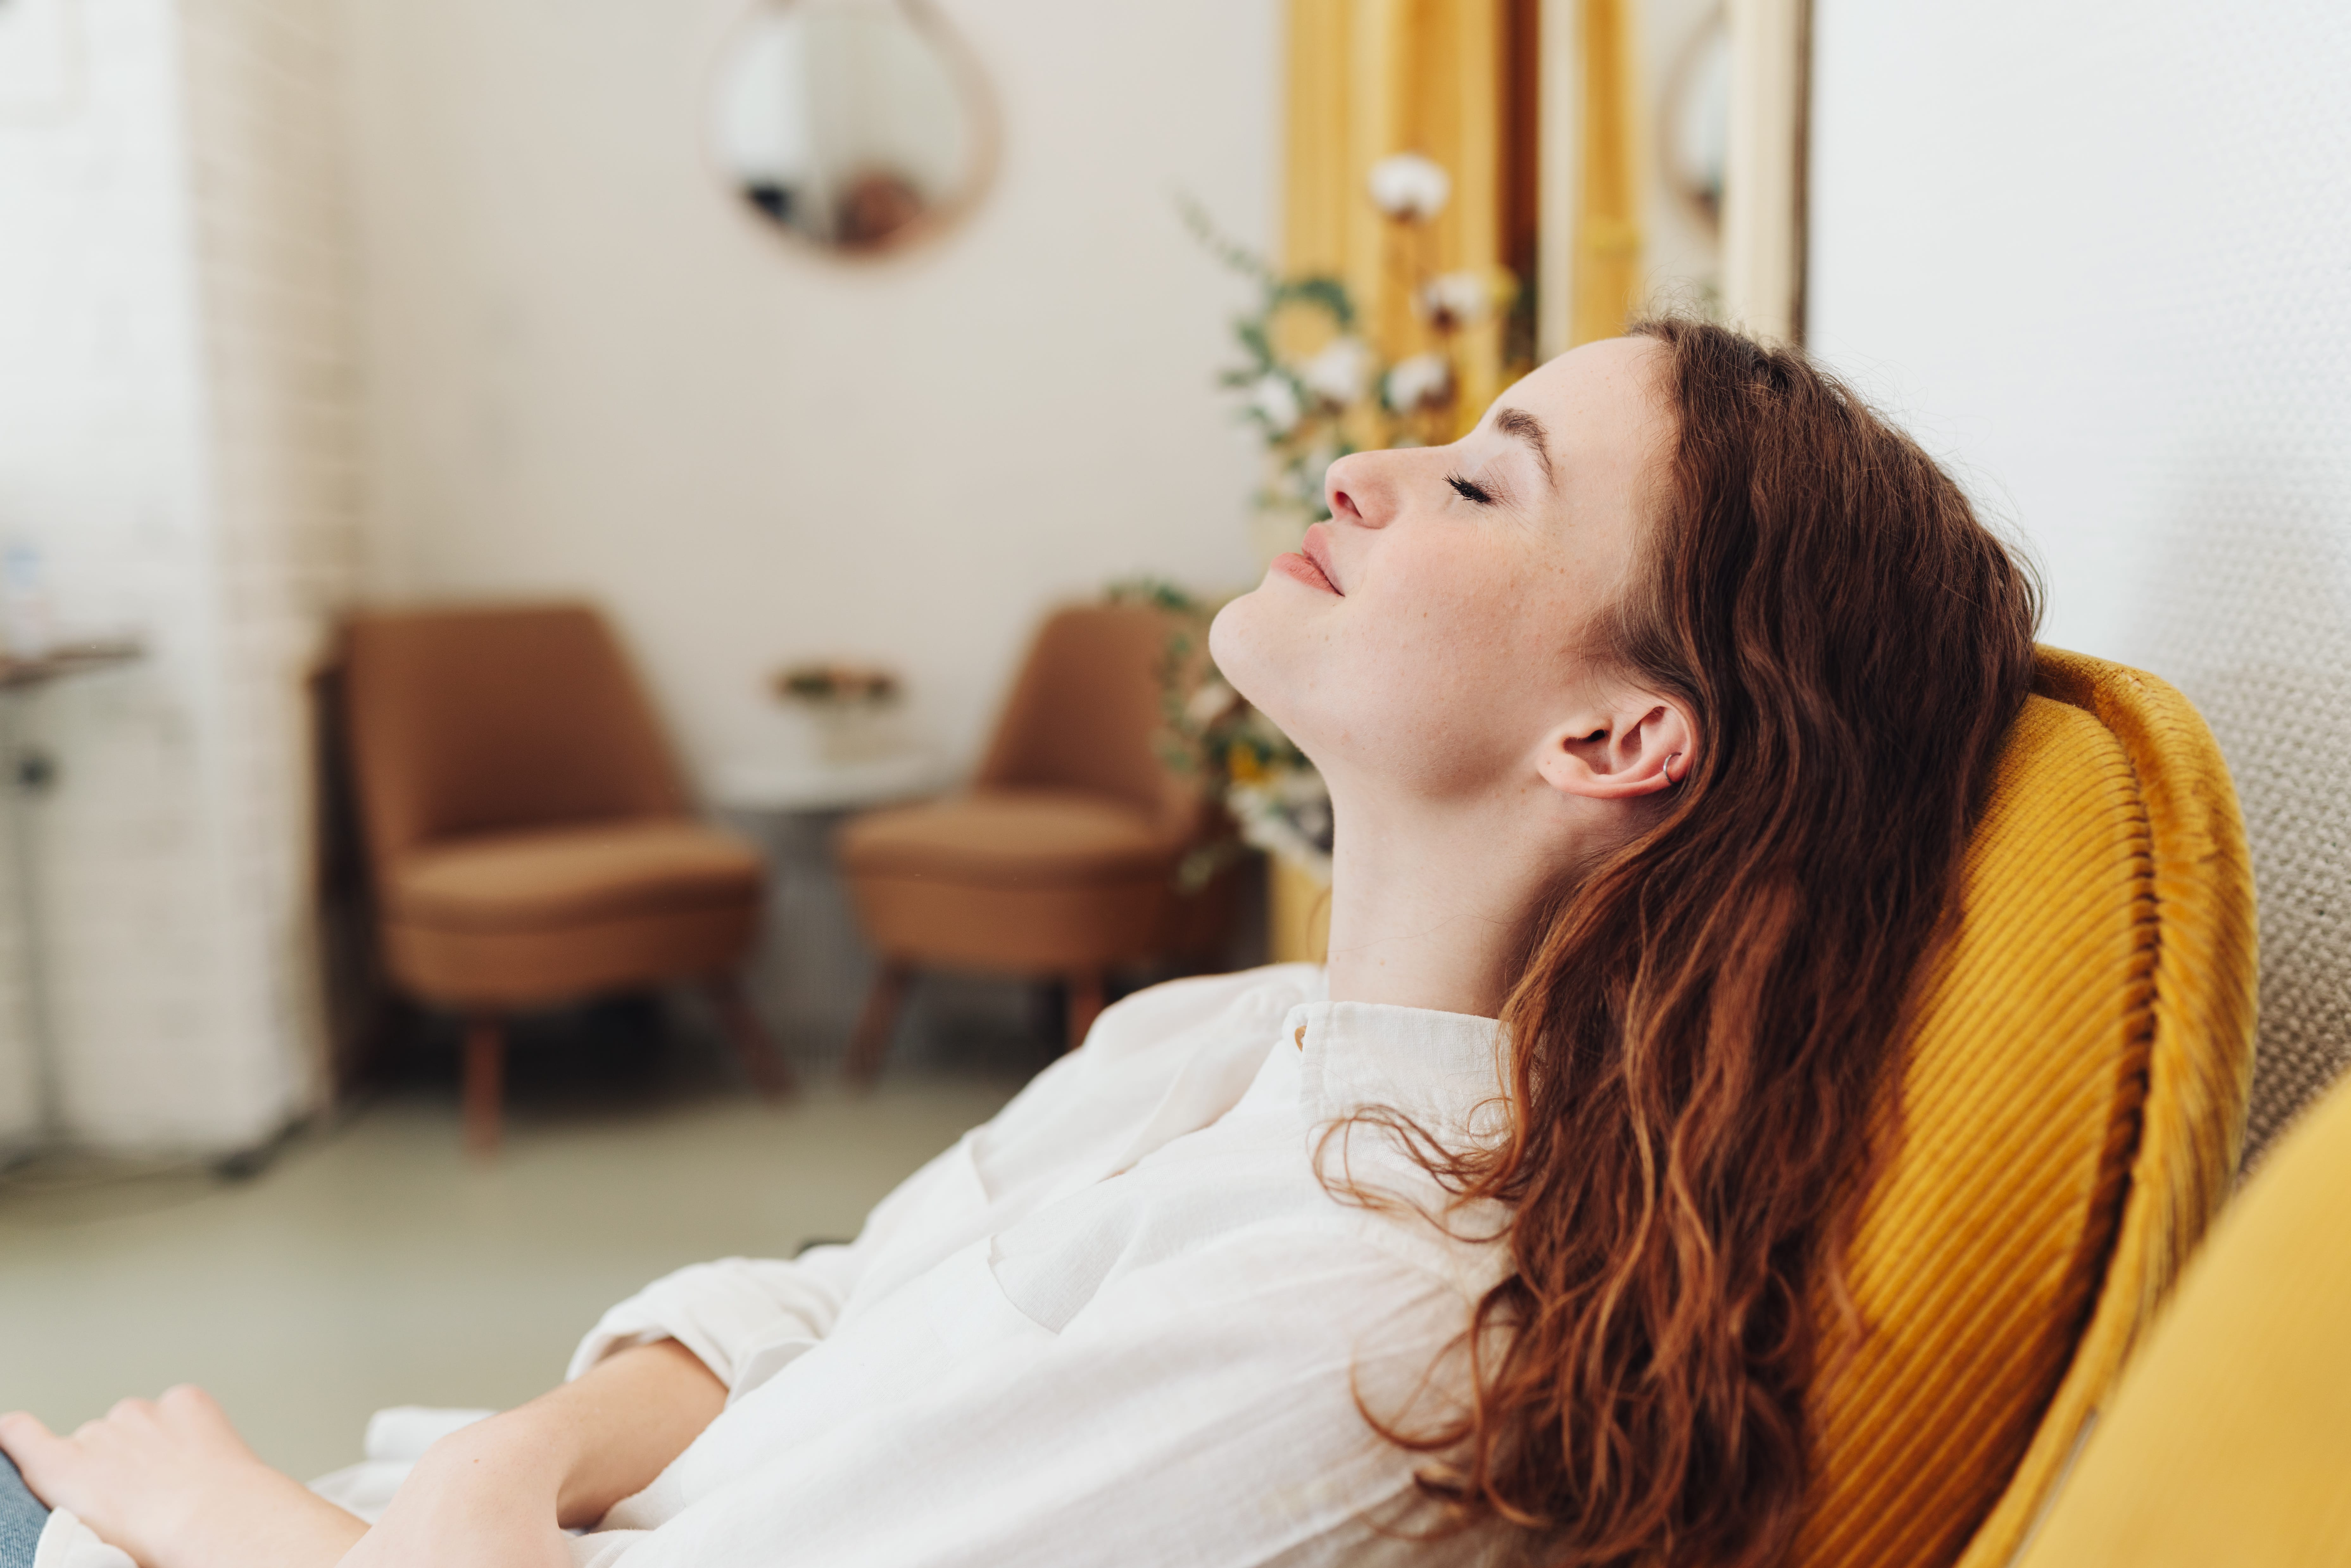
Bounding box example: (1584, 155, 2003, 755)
(1482, 337, 1674, 539)
(1503, 337, 1670, 457)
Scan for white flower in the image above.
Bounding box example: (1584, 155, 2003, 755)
(1249, 373, 1302, 435)
(1228, 765, 1335, 881)
(1418, 270, 1494, 331)
(1367, 153, 1451, 222)
(1384, 351, 1455, 412)
(1297, 336, 1374, 407)
(1185, 679, 1239, 730)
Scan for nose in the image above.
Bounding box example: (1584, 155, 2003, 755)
(1323, 450, 1396, 530)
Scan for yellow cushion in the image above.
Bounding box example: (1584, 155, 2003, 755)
(1793, 649, 2259, 1568)
(2015, 1073, 2351, 1568)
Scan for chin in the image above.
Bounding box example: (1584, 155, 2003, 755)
(1208, 586, 1298, 734)
(1213, 589, 1365, 785)
(1206, 592, 1262, 697)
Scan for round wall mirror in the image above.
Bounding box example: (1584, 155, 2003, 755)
(712, 0, 994, 257)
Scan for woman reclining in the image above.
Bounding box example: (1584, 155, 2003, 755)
(0, 319, 2039, 1568)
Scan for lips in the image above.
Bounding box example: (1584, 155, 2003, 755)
(1270, 550, 1340, 594)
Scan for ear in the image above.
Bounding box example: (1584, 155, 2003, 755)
(1536, 693, 1696, 800)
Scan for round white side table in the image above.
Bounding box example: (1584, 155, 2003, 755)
(707, 751, 955, 1068)
(709, 751, 956, 816)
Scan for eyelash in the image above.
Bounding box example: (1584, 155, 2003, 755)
(1447, 473, 1496, 505)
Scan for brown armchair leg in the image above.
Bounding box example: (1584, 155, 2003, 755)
(1066, 970, 1105, 1054)
(846, 962, 913, 1087)
(707, 975, 796, 1101)
(463, 1016, 505, 1158)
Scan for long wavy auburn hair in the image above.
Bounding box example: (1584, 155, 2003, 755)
(1350, 320, 2042, 1565)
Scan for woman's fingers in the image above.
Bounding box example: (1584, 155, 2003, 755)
(0, 1389, 360, 1568)
(157, 1385, 218, 1418)
(0, 1410, 55, 1452)
(0, 1411, 67, 1505)
(1, 1388, 244, 1508)
(155, 1384, 246, 1450)
(48, 1387, 231, 1443)
(0, 1410, 57, 1460)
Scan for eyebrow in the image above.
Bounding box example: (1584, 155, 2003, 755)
(1493, 406, 1554, 486)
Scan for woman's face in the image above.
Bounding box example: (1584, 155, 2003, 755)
(1211, 337, 1674, 802)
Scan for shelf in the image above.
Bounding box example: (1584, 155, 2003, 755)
(0, 639, 144, 693)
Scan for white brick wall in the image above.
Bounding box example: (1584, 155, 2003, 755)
(0, 0, 360, 1152)
(179, 0, 365, 1131)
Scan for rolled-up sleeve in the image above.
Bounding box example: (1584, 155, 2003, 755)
(568, 1128, 982, 1399)
(567, 1245, 861, 1397)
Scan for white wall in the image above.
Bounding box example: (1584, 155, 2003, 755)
(1809, 1, 2351, 1154)
(0, 0, 360, 1152)
(337, 0, 1278, 782)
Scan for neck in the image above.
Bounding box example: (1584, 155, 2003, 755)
(1319, 784, 1582, 1018)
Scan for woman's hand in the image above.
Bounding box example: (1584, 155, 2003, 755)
(336, 1339, 726, 1568)
(331, 1417, 574, 1568)
(0, 1385, 366, 1568)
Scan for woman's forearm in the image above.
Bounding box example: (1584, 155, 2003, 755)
(431, 1340, 727, 1530)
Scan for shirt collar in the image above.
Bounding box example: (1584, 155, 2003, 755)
(1283, 999, 1512, 1145)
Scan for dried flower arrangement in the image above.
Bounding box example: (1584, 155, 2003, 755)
(772, 662, 903, 708)
(771, 661, 908, 764)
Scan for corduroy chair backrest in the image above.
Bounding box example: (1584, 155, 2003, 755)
(975, 603, 1197, 836)
(342, 603, 688, 884)
(1791, 648, 2259, 1568)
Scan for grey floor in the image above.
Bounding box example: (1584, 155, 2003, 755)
(0, 1019, 1024, 1481)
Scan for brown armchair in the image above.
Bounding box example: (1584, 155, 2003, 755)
(342, 603, 791, 1153)
(835, 603, 1218, 1079)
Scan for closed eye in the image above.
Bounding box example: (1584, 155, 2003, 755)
(1447, 473, 1496, 505)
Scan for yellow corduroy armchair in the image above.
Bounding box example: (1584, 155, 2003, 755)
(1790, 648, 2260, 1567)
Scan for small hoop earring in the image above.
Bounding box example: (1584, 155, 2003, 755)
(1666, 752, 1683, 783)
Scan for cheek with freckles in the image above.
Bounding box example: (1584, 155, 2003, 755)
(1316, 534, 1584, 794)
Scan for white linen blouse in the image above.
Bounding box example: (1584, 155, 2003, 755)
(35, 965, 1521, 1568)
(567, 964, 1516, 1568)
